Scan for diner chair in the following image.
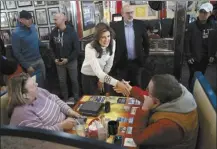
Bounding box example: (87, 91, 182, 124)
(192, 72, 216, 149)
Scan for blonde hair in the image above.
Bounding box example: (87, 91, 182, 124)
(7, 73, 30, 115)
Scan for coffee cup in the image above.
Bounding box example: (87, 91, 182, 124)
(108, 120, 119, 135)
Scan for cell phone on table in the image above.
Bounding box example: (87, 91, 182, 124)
(113, 135, 123, 146)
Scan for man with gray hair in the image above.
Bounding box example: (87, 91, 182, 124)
(49, 13, 80, 102)
(110, 4, 150, 88)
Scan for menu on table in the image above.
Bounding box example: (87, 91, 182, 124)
(69, 96, 142, 149)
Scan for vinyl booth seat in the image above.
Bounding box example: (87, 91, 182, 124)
(193, 72, 216, 149)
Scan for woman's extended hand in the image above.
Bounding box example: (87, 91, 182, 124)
(113, 81, 130, 96)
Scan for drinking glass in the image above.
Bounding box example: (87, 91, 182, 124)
(75, 124, 86, 137)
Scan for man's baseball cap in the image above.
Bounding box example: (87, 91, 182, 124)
(19, 10, 32, 19)
(199, 3, 213, 12)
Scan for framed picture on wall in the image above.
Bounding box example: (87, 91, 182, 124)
(81, 1, 96, 31)
(48, 7, 60, 24)
(5, 1, 16, 10)
(0, 30, 11, 45)
(51, 26, 55, 31)
(38, 27, 50, 40)
(130, 1, 148, 5)
(11, 29, 15, 34)
(148, 7, 157, 17)
(1, 1, 5, 10)
(17, 1, 32, 7)
(8, 11, 18, 27)
(34, 1, 46, 7)
(35, 8, 48, 25)
(27, 11, 35, 24)
(47, 1, 59, 6)
(1, 12, 9, 28)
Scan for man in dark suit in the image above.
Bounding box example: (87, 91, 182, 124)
(110, 4, 150, 87)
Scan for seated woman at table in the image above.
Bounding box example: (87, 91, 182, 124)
(114, 74, 198, 149)
(81, 22, 128, 95)
(8, 72, 81, 131)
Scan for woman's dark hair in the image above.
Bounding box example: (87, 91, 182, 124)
(151, 74, 183, 104)
(91, 22, 115, 58)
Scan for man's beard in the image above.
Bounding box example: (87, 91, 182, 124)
(126, 18, 133, 23)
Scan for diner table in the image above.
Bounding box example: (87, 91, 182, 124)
(67, 95, 143, 149)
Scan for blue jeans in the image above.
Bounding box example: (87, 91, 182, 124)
(56, 60, 79, 101)
(29, 58, 46, 88)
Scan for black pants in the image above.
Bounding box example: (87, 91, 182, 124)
(81, 74, 110, 95)
(116, 60, 141, 87)
(187, 56, 209, 88)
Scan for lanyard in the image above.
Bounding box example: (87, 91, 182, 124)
(58, 30, 64, 47)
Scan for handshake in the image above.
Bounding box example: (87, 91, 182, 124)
(113, 80, 132, 97)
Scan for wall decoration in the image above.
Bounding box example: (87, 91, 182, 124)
(17, 1, 32, 7)
(35, 8, 48, 25)
(1, 12, 9, 28)
(135, 6, 146, 18)
(38, 27, 50, 40)
(51, 26, 55, 31)
(11, 29, 15, 34)
(5, 1, 16, 10)
(81, 1, 95, 31)
(132, 5, 159, 20)
(48, 7, 60, 24)
(34, 1, 46, 7)
(0, 30, 11, 44)
(94, 2, 103, 24)
(1, 1, 5, 10)
(0, 1, 65, 42)
(47, 1, 59, 6)
(27, 11, 35, 24)
(148, 6, 157, 17)
(8, 11, 18, 27)
(147, 5, 159, 19)
(130, 1, 148, 5)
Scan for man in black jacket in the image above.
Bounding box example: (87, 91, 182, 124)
(110, 4, 149, 87)
(49, 13, 80, 102)
(184, 2, 217, 88)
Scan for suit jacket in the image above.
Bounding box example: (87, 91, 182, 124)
(110, 19, 150, 70)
